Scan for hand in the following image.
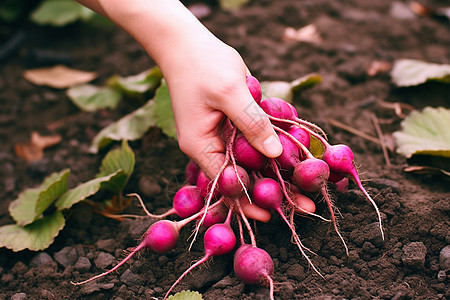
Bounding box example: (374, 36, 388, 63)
(163, 36, 282, 178)
(76, 0, 282, 178)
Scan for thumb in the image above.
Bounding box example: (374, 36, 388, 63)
(221, 87, 283, 159)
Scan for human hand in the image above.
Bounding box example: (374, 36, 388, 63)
(162, 36, 282, 178)
(76, 0, 282, 178)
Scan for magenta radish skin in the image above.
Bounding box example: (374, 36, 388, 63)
(276, 133, 300, 170)
(203, 223, 237, 256)
(322, 144, 354, 174)
(246, 75, 262, 104)
(251, 178, 283, 210)
(199, 202, 228, 229)
(259, 97, 296, 129)
(293, 158, 330, 192)
(142, 220, 180, 253)
(218, 165, 250, 198)
(233, 134, 267, 170)
(287, 126, 310, 149)
(234, 245, 274, 285)
(328, 171, 345, 183)
(197, 170, 220, 198)
(172, 185, 204, 218)
(185, 159, 200, 185)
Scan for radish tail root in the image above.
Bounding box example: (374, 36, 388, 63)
(163, 255, 211, 300)
(265, 274, 275, 300)
(70, 243, 145, 286)
(320, 187, 349, 255)
(350, 168, 385, 240)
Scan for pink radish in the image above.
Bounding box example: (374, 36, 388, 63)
(251, 177, 322, 276)
(164, 208, 236, 299)
(131, 186, 204, 219)
(292, 158, 330, 193)
(287, 125, 310, 150)
(198, 200, 228, 229)
(292, 158, 348, 254)
(171, 185, 204, 218)
(322, 144, 384, 240)
(328, 171, 345, 183)
(218, 164, 250, 198)
(197, 170, 221, 199)
(259, 97, 297, 129)
(246, 75, 262, 104)
(185, 159, 200, 185)
(234, 244, 275, 300)
(233, 134, 267, 170)
(276, 133, 300, 170)
(251, 178, 283, 211)
(71, 219, 181, 285)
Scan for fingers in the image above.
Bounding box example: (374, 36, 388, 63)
(179, 133, 226, 180)
(219, 86, 283, 159)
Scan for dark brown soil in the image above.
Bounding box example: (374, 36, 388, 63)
(1, 1, 449, 299)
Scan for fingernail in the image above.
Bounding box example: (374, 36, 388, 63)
(262, 135, 283, 158)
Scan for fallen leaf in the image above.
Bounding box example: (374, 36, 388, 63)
(15, 131, 62, 162)
(31, 131, 62, 149)
(367, 60, 392, 76)
(393, 106, 450, 158)
(23, 65, 97, 89)
(282, 24, 323, 44)
(391, 59, 450, 87)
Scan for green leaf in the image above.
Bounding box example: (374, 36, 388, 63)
(55, 170, 125, 210)
(0, 211, 65, 252)
(219, 0, 250, 11)
(167, 290, 203, 300)
(107, 67, 163, 98)
(90, 100, 157, 152)
(95, 140, 135, 195)
(260, 73, 322, 102)
(154, 80, 177, 139)
(31, 0, 96, 26)
(66, 84, 122, 112)
(97, 140, 135, 177)
(9, 169, 70, 226)
(391, 59, 450, 87)
(393, 106, 450, 158)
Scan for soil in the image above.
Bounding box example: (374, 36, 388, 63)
(1, 0, 449, 299)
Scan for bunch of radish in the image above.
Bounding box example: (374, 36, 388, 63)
(71, 75, 384, 300)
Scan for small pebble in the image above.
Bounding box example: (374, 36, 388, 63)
(402, 242, 427, 268)
(439, 245, 450, 270)
(29, 252, 54, 267)
(54, 246, 79, 268)
(138, 176, 162, 197)
(74, 257, 91, 272)
(120, 269, 143, 286)
(437, 270, 446, 282)
(10, 293, 26, 300)
(94, 252, 116, 269)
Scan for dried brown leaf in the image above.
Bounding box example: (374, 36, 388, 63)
(367, 60, 392, 76)
(282, 24, 323, 44)
(23, 65, 97, 89)
(14, 132, 62, 162)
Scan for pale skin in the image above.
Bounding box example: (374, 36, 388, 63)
(76, 0, 282, 179)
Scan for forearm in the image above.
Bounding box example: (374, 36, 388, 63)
(76, 0, 219, 75)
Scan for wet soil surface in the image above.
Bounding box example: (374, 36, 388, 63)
(0, 0, 449, 299)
